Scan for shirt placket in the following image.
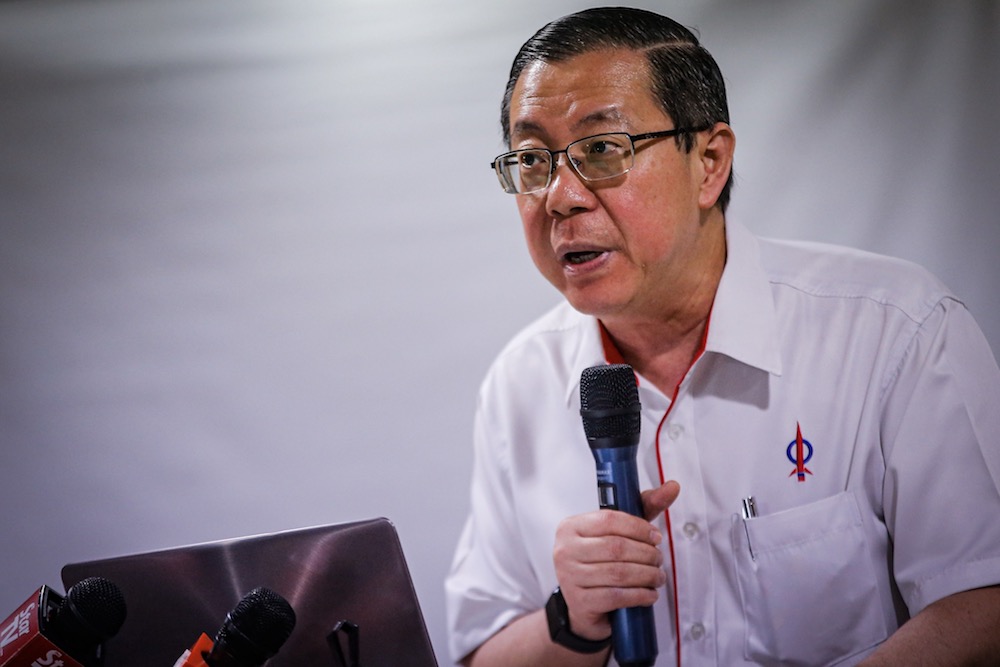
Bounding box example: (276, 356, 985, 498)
(656, 383, 717, 666)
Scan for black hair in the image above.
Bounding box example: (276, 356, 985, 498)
(501, 7, 733, 211)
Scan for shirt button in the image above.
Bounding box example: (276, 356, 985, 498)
(682, 522, 700, 539)
(667, 424, 685, 440)
(689, 622, 706, 640)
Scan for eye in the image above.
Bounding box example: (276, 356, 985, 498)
(590, 140, 612, 154)
(519, 151, 549, 170)
(586, 137, 627, 156)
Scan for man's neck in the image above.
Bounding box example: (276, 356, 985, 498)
(601, 310, 711, 396)
(599, 221, 725, 395)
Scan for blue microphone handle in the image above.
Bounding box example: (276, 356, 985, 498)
(591, 444, 658, 667)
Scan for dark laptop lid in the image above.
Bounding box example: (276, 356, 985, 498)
(61, 517, 438, 667)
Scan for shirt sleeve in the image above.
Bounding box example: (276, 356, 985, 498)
(881, 296, 1000, 614)
(444, 378, 544, 664)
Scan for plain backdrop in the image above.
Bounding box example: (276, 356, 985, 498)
(1, 0, 998, 663)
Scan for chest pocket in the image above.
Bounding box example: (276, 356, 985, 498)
(730, 491, 888, 666)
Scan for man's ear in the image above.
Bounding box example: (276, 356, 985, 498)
(697, 122, 735, 210)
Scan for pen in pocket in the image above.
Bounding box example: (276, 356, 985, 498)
(741, 496, 757, 560)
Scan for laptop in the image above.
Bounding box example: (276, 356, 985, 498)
(61, 517, 438, 667)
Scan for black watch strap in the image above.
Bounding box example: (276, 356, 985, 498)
(545, 586, 612, 654)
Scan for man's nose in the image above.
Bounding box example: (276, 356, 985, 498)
(545, 154, 595, 218)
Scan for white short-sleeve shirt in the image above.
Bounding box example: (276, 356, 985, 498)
(445, 219, 1000, 666)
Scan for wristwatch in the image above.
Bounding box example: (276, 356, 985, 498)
(545, 586, 612, 654)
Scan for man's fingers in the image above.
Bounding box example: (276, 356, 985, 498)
(552, 506, 672, 639)
(564, 558, 668, 590)
(559, 508, 663, 545)
(642, 480, 680, 521)
(556, 532, 663, 567)
(566, 579, 663, 616)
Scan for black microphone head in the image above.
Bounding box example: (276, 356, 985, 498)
(580, 363, 641, 440)
(64, 576, 128, 640)
(212, 587, 296, 666)
(46, 576, 127, 663)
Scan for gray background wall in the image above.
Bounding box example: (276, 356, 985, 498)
(1, 1, 997, 663)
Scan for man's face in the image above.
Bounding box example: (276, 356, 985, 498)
(508, 48, 721, 325)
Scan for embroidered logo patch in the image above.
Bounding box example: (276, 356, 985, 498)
(786, 422, 813, 482)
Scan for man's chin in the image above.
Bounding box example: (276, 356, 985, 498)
(562, 290, 625, 320)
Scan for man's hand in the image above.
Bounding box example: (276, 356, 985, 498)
(552, 480, 680, 640)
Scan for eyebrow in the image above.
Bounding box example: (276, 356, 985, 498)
(574, 107, 628, 130)
(511, 106, 630, 143)
(510, 119, 547, 140)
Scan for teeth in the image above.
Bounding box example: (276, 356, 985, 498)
(566, 251, 601, 264)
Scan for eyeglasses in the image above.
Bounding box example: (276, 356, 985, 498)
(490, 127, 708, 195)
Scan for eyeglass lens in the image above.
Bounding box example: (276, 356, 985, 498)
(497, 133, 636, 194)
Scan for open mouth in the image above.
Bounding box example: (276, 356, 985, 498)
(564, 250, 604, 265)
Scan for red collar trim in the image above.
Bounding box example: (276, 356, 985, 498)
(598, 320, 627, 365)
(597, 313, 713, 384)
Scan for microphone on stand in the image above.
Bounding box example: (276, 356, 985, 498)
(0, 577, 127, 667)
(173, 587, 296, 667)
(580, 363, 658, 667)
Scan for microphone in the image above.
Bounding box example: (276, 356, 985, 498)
(0, 577, 127, 667)
(174, 587, 296, 667)
(580, 363, 657, 667)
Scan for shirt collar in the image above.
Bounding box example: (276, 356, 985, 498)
(707, 218, 783, 376)
(564, 311, 608, 407)
(562, 218, 783, 406)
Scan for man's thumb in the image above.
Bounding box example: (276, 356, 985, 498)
(642, 480, 681, 521)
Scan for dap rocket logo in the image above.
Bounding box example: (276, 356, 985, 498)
(786, 422, 814, 482)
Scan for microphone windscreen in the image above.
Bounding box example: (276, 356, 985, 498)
(216, 587, 296, 664)
(64, 576, 128, 641)
(43, 576, 127, 663)
(580, 364, 640, 439)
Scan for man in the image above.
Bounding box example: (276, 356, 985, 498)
(445, 7, 1000, 666)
